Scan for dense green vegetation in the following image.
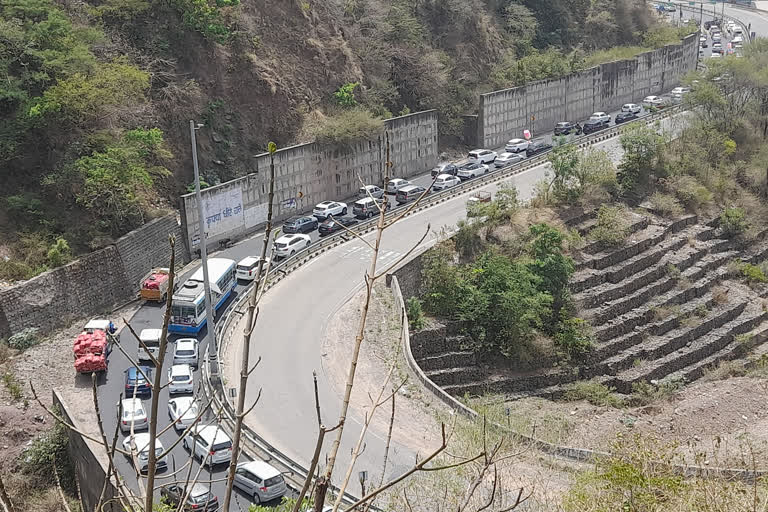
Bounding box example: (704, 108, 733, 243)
(420, 189, 592, 362)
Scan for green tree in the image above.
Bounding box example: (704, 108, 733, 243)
(47, 237, 72, 268)
(333, 82, 360, 107)
(720, 207, 748, 238)
(617, 124, 666, 202)
(547, 142, 580, 203)
(526, 223, 574, 327)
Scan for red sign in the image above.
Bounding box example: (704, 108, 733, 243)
(523, 129, 532, 140)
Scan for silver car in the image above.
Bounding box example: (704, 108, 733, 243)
(173, 338, 199, 367)
(120, 398, 148, 432)
(122, 433, 167, 472)
(233, 460, 287, 504)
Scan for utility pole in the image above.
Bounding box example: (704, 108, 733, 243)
(189, 119, 217, 377)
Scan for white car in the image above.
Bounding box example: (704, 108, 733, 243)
(589, 112, 610, 123)
(504, 138, 529, 153)
(168, 396, 200, 431)
(643, 95, 663, 107)
(710, 52, 721, 59)
(431, 174, 461, 191)
(732, 35, 743, 44)
(168, 364, 194, 395)
(236, 256, 269, 281)
(312, 201, 347, 219)
(122, 433, 167, 472)
(173, 338, 199, 367)
(456, 163, 488, 180)
(622, 103, 641, 114)
(494, 152, 524, 167)
(120, 398, 148, 432)
(467, 149, 497, 164)
(358, 185, 384, 199)
(273, 234, 311, 258)
(385, 178, 411, 194)
(670, 87, 690, 100)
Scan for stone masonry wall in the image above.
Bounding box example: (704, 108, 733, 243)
(0, 214, 187, 338)
(478, 33, 699, 148)
(180, 110, 439, 252)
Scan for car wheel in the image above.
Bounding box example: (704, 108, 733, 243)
(253, 492, 261, 505)
(290, 250, 296, 256)
(368, 211, 374, 219)
(183, 439, 188, 450)
(342, 207, 347, 215)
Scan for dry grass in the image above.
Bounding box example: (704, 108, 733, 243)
(712, 285, 731, 304)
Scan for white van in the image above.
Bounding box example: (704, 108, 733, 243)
(138, 328, 162, 362)
(183, 425, 232, 467)
(234, 460, 288, 504)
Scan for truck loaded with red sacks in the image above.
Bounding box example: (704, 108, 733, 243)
(73, 319, 116, 373)
(140, 267, 173, 302)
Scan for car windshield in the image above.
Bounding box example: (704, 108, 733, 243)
(173, 374, 190, 382)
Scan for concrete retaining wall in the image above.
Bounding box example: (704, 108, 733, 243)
(53, 388, 119, 512)
(180, 111, 439, 252)
(478, 33, 699, 148)
(0, 214, 187, 338)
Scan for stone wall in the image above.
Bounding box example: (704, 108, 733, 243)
(477, 33, 699, 148)
(180, 110, 439, 251)
(0, 214, 187, 338)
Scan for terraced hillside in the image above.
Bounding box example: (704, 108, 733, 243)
(412, 212, 768, 403)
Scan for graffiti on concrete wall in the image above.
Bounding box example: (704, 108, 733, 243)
(203, 186, 244, 237)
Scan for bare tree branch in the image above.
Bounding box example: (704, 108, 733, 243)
(122, 320, 160, 368)
(52, 455, 72, 512)
(0, 472, 16, 512)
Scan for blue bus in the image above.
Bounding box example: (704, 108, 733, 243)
(169, 258, 237, 334)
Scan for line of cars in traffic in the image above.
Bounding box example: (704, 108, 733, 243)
(118, 330, 289, 509)
(701, 18, 744, 60)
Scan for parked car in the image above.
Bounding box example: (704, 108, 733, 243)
(352, 197, 387, 218)
(233, 461, 288, 504)
(236, 256, 269, 281)
(432, 174, 461, 191)
(312, 201, 347, 219)
(622, 103, 642, 114)
(494, 152, 524, 167)
(173, 338, 199, 367)
(699, 35, 708, 48)
(273, 234, 311, 258)
(282, 215, 318, 234)
(430, 163, 459, 177)
(318, 217, 359, 236)
(589, 112, 611, 123)
(161, 483, 218, 511)
(396, 185, 429, 204)
(456, 163, 488, 181)
(124, 366, 152, 398)
(386, 178, 411, 194)
(614, 111, 638, 124)
(525, 141, 553, 157)
(467, 149, 497, 164)
(582, 118, 610, 134)
(504, 138, 530, 153)
(122, 433, 167, 472)
(168, 396, 200, 431)
(553, 122, 581, 136)
(168, 364, 194, 394)
(642, 95, 663, 107)
(183, 425, 232, 466)
(120, 398, 148, 432)
(358, 184, 384, 199)
(710, 52, 722, 59)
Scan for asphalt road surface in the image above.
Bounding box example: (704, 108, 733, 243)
(94, 7, 766, 509)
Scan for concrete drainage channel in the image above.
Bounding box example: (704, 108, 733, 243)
(198, 104, 688, 507)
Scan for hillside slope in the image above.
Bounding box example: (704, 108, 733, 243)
(0, 0, 671, 279)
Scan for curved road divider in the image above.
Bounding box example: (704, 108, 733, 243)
(198, 103, 690, 505)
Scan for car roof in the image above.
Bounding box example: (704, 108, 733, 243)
(508, 138, 524, 143)
(355, 197, 377, 203)
(170, 396, 195, 406)
(361, 184, 378, 189)
(436, 173, 455, 179)
(189, 483, 211, 496)
(237, 256, 261, 266)
(399, 185, 421, 191)
(388, 178, 406, 183)
(498, 152, 515, 157)
(277, 234, 302, 242)
(316, 201, 333, 207)
(122, 398, 144, 410)
(170, 364, 192, 376)
(139, 328, 162, 340)
(237, 460, 281, 479)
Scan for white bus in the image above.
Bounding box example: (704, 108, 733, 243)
(169, 258, 237, 334)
